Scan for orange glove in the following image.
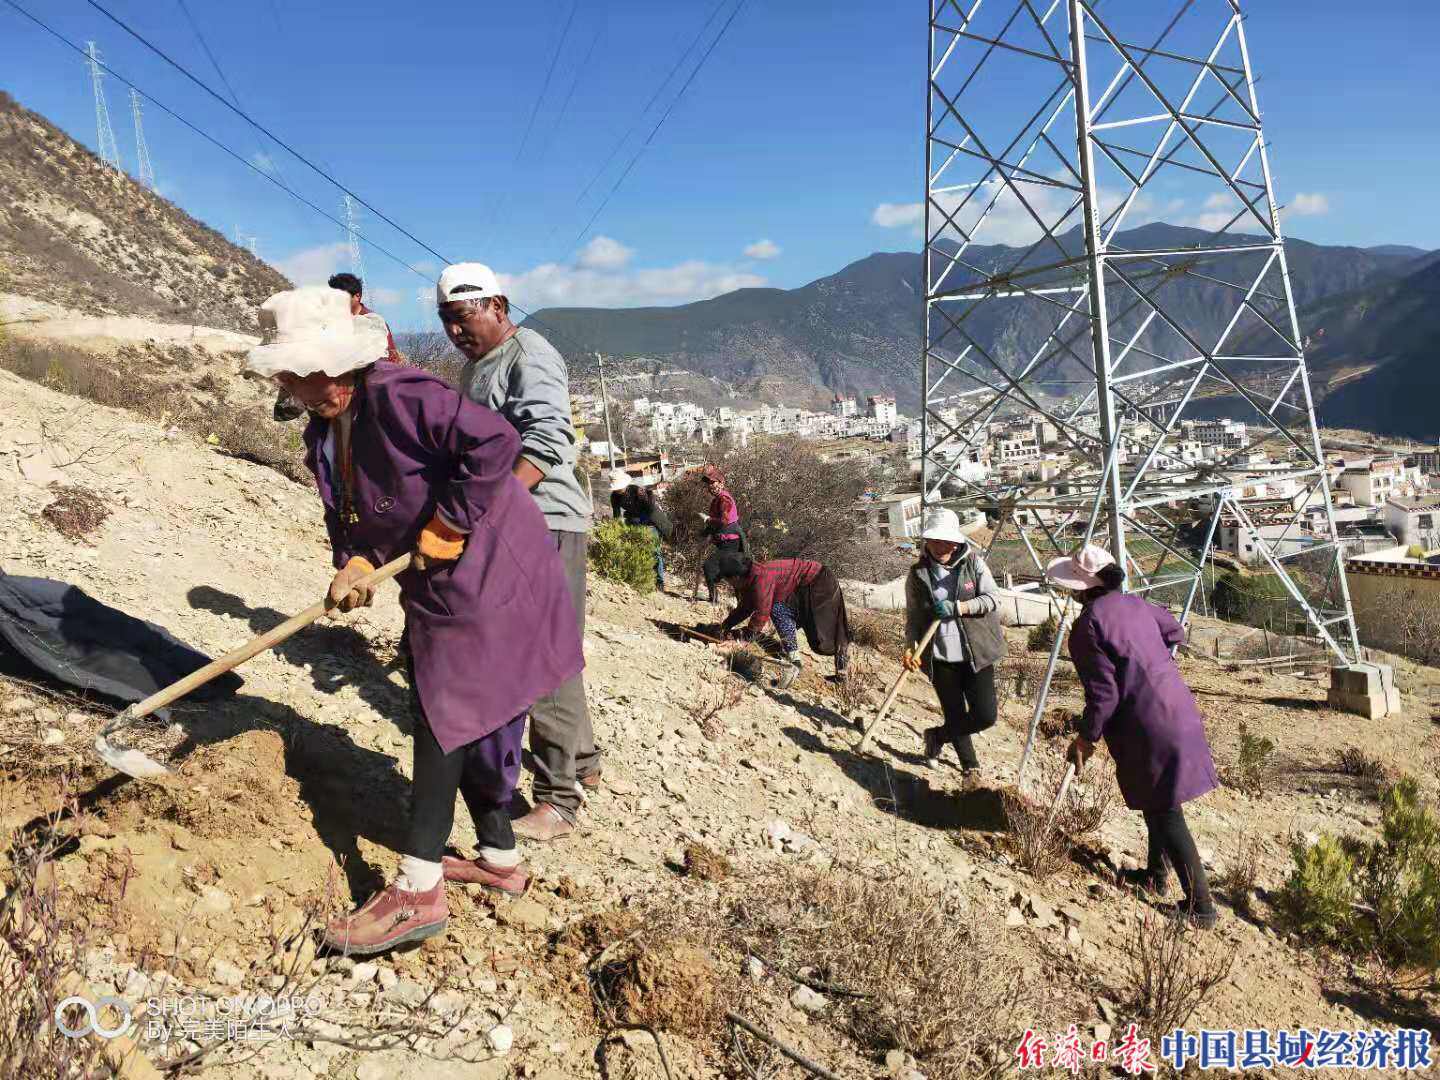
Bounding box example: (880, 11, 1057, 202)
(328, 556, 377, 612)
(413, 515, 466, 571)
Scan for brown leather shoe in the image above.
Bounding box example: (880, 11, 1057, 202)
(441, 856, 530, 895)
(322, 880, 447, 957)
(578, 771, 602, 792)
(511, 803, 575, 842)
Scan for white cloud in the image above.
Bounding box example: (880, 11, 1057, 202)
(274, 241, 350, 286)
(743, 238, 781, 260)
(500, 259, 765, 309)
(368, 286, 403, 306)
(575, 235, 634, 271)
(251, 151, 277, 174)
(1290, 192, 1330, 217)
(872, 202, 924, 228)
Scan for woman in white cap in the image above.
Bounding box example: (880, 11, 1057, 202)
(901, 507, 1007, 781)
(244, 286, 582, 955)
(1044, 544, 1219, 929)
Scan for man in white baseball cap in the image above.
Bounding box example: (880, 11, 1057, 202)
(436, 262, 600, 843)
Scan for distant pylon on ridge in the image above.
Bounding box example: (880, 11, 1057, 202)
(85, 41, 122, 172)
(342, 194, 366, 284)
(129, 89, 156, 191)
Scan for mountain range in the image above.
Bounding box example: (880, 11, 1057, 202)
(527, 226, 1433, 437)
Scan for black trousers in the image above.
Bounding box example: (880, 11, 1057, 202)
(929, 659, 997, 769)
(1143, 807, 1215, 913)
(406, 697, 523, 862)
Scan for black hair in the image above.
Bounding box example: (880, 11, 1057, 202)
(714, 552, 752, 580)
(328, 272, 362, 297)
(1096, 564, 1126, 591)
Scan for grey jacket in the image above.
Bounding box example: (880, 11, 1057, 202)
(459, 328, 592, 534)
(905, 547, 1007, 672)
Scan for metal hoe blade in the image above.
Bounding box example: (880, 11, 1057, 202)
(94, 706, 170, 780)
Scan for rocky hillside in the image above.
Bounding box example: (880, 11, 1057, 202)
(526, 225, 1418, 412)
(2, 368, 1438, 1079)
(1308, 254, 1440, 439)
(0, 91, 289, 334)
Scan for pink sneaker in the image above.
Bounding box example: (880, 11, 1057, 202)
(441, 856, 530, 896)
(322, 880, 447, 956)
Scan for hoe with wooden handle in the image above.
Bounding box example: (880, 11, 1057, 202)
(94, 554, 413, 780)
(855, 618, 939, 752)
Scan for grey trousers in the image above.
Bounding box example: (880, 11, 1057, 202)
(529, 529, 599, 820)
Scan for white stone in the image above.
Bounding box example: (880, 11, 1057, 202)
(743, 956, 765, 981)
(350, 961, 378, 984)
(210, 958, 244, 987)
(486, 1023, 514, 1054)
(789, 986, 828, 1014)
(41, 727, 65, 746)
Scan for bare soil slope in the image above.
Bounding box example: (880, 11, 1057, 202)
(1, 371, 1437, 1078)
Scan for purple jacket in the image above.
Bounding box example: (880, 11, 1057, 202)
(1068, 591, 1217, 812)
(304, 362, 583, 753)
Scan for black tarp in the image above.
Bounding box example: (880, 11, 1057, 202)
(0, 573, 242, 719)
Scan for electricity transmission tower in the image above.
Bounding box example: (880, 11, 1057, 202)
(129, 88, 155, 190)
(342, 195, 366, 284)
(84, 41, 121, 171)
(920, 0, 1361, 769)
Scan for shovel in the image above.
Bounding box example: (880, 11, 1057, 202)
(854, 619, 939, 752)
(94, 554, 413, 780)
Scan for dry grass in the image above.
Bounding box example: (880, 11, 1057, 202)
(1002, 786, 1069, 881)
(1121, 905, 1237, 1039)
(690, 657, 747, 741)
(39, 483, 110, 541)
(1214, 832, 1265, 918)
(681, 843, 730, 883)
(848, 609, 905, 662)
(722, 863, 1023, 1078)
(1336, 746, 1391, 798)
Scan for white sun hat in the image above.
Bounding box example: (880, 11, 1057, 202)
(920, 507, 967, 544)
(437, 262, 503, 307)
(1045, 543, 1116, 591)
(609, 469, 633, 492)
(243, 286, 389, 379)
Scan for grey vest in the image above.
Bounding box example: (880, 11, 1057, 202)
(905, 552, 1007, 671)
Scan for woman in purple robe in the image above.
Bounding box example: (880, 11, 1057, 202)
(245, 287, 583, 955)
(1046, 543, 1219, 929)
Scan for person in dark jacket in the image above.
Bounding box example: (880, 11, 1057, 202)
(902, 508, 1006, 781)
(716, 553, 849, 689)
(245, 286, 583, 955)
(609, 470, 667, 589)
(698, 465, 745, 603)
(1046, 543, 1220, 929)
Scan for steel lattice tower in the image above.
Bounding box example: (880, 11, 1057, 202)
(85, 42, 121, 171)
(129, 88, 155, 190)
(342, 195, 367, 285)
(921, 0, 1362, 776)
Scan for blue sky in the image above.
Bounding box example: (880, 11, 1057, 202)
(1, 0, 1435, 330)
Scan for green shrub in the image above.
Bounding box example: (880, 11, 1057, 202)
(1277, 777, 1440, 981)
(1212, 570, 1292, 630)
(1026, 615, 1057, 651)
(1226, 722, 1276, 795)
(589, 518, 657, 594)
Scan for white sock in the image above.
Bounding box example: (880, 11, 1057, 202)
(478, 846, 521, 869)
(396, 856, 442, 892)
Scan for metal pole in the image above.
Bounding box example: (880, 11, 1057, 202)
(1067, 0, 1126, 569)
(596, 351, 617, 472)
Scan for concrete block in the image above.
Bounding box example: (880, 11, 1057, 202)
(1328, 662, 1401, 719)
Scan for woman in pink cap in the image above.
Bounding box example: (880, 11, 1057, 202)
(1046, 544, 1220, 929)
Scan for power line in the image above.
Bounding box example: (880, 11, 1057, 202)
(80, 0, 453, 267)
(575, 0, 729, 209)
(573, 0, 746, 250)
(533, 15, 605, 172)
(3, 0, 634, 363)
(488, 0, 580, 237)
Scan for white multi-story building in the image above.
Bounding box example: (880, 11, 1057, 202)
(1181, 418, 1250, 451)
(868, 395, 897, 429)
(1385, 497, 1440, 551)
(831, 395, 857, 418)
(998, 431, 1040, 463)
(1337, 457, 1422, 508)
(853, 491, 924, 540)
